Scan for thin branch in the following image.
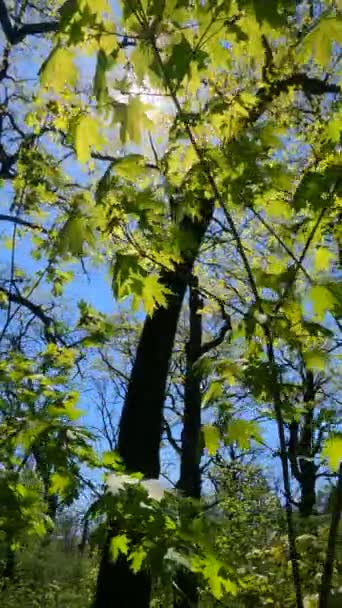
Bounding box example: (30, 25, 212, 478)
(265, 333, 304, 608)
(0, 284, 60, 343)
(99, 350, 130, 383)
(246, 204, 313, 283)
(0, 213, 48, 232)
(163, 417, 181, 455)
(274, 205, 329, 315)
(92, 151, 157, 171)
(200, 306, 231, 355)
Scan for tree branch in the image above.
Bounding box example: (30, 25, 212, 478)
(0, 0, 58, 44)
(0, 213, 48, 232)
(0, 285, 60, 343)
(163, 417, 181, 455)
(248, 74, 340, 125)
(200, 307, 231, 356)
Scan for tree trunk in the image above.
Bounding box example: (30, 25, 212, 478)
(93, 202, 213, 608)
(1, 534, 16, 589)
(175, 280, 203, 608)
(288, 370, 318, 517)
(178, 279, 203, 500)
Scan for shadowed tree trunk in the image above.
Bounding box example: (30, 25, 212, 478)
(319, 463, 342, 608)
(175, 285, 231, 607)
(288, 370, 319, 517)
(2, 536, 16, 586)
(93, 201, 213, 608)
(175, 279, 203, 608)
(178, 278, 203, 501)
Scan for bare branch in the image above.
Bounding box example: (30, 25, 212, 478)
(0, 213, 48, 232)
(0, 284, 61, 343)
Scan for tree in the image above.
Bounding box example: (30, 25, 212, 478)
(1, 1, 342, 607)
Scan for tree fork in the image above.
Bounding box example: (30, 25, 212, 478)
(93, 201, 213, 608)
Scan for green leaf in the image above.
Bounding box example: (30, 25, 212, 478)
(164, 35, 192, 83)
(140, 275, 170, 315)
(306, 285, 336, 321)
(129, 547, 147, 573)
(293, 172, 328, 211)
(57, 216, 94, 257)
(58, 217, 85, 256)
(94, 50, 109, 103)
(74, 114, 104, 163)
(225, 419, 262, 450)
(102, 451, 121, 468)
(110, 534, 130, 562)
(298, 15, 342, 67)
(239, 0, 296, 27)
(191, 555, 238, 600)
(49, 472, 73, 495)
(40, 46, 78, 92)
(203, 425, 220, 455)
(113, 97, 153, 144)
(314, 247, 334, 273)
(202, 381, 223, 407)
(112, 253, 143, 300)
(322, 435, 342, 471)
(112, 154, 149, 180)
(303, 350, 328, 371)
(325, 114, 342, 143)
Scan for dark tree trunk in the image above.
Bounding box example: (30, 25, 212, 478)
(298, 454, 317, 518)
(3, 542, 15, 581)
(178, 278, 203, 500)
(288, 371, 319, 518)
(175, 281, 203, 608)
(93, 202, 213, 608)
(78, 515, 89, 554)
(1, 532, 16, 589)
(32, 445, 59, 522)
(319, 463, 342, 608)
(93, 530, 152, 608)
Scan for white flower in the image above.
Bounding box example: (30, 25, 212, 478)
(107, 473, 139, 495)
(141, 479, 165, 501)
(106, 474, 166, 501)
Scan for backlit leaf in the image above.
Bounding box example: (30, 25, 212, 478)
(57, 216, 94, 257)
(314, 247, 334, 272)
(303, 350, 328, 371)
(110, 534, 130, 562)
(49, 472, 73, 495)
(40, 47, 78, 93)
(129, 547, 147, 573)
(298, 15, 342, 67)
(322, 435, 342, 471)
(140, 274, 170, 315)
(203, 381, 223, 407)
(225, 419, 262, 450)
(203, 425, 220, 455)
(74, 114, 104, 163)
(306, 285, 336, 321)
(113, 97, 154, 144)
